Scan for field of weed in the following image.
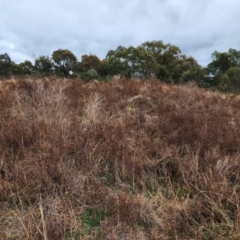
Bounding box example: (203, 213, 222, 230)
(0, 77, 239, 239)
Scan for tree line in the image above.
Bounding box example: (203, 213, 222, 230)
(0, 40, 240, 92)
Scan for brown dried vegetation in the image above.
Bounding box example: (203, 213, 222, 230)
(0, 77, 240, 239)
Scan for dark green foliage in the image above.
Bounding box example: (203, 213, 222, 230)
(0, 53, 12, 77)
(11, 62, 25, 75)
(19, 60, 35, 75)
(71, 57, 109, 79)
(219, 66, 240, 93)
(34, 55, 54, 76)
(78, 54, 101, 72)
(106, 45, 159, 78)
(52, 49, 77, 77)
(80, 68, 99, 81)
(179, 58, 204, 84)
(141, 40, 182, 81)
(207, 51, 233, 76)
(106, 41, 203, 82)
(106, 46, 131, 77)
(72, 54, 107, 79)
(8, 60, 35, 76)
(206, 48, 240, 90)
(97, 59, 109, 77)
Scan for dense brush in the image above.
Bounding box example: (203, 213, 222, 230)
(0, 77, 239, 239)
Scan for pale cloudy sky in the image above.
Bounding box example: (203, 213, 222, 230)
(0, 0, 239, 66)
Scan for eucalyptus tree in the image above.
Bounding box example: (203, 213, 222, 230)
(141, 41, 179, 79)
(35, 55, 54, 76)
(206, 48, 240, 86)
(52, 49, 77, 77)
(19, 60, 35, 75)
(0, 53, 12, 76)
(106, 45, 158, 78)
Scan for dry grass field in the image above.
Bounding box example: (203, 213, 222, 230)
(0, 77, 239, 239)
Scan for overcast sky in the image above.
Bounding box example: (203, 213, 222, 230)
(1, 0, 239, 67)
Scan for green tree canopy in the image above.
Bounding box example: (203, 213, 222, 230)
(207, 51, 232, 76)
(219, 66, 240, 93)
(106, 41, 202, 83)
(0, 53, 12, 77)
(141, 41, 202, 83)
(72, 54, 106, 80)
(19, 60, 35, 75)
(97, 59, 109, 77)
(35, 55, 54, 76)
(172, 56, 203, 84)
(206, 48, 240, 86)
(106, 45, 158, 78)
(73, 54, 102, 78)
(80, 54, 101, 72)
(52, 49, 77, 77)
(228, 48, 240, 66)
(207, 49, 240, 75)
(141, 41, 182, 80)
(11, 62, 25, 75)
(106, 47, 128, 77)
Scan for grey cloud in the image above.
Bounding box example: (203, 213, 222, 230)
(0, 0, 240, 66)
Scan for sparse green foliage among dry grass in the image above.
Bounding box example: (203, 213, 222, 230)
(0, 77, 240, 239)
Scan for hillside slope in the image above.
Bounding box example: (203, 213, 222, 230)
(0, 78, 239, 239)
